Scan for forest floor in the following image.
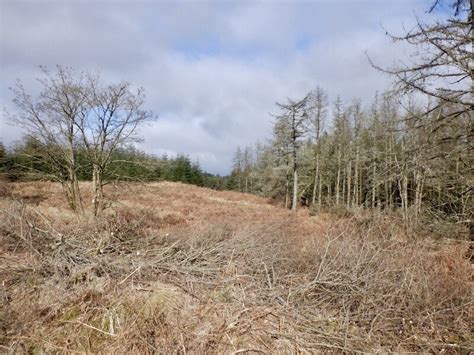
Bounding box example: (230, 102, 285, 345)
(1, 181, 473, 353)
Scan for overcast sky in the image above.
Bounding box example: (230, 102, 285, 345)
(0, 0, 436, 174)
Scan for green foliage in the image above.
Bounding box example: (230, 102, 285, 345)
(1, 139, 227, 190)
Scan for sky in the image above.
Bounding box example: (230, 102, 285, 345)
(0, 0, 436, 175)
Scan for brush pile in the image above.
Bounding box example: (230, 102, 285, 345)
(1, 182, 472, 353)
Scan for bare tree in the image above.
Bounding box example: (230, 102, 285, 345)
(307, 87, 328, 206)
(332, 96, 349, 206)
(9, 67, 154, 216)
(348, 99, 363, 208)
(232, 146, 243, 192)
(370, 0, 473, 137)
(271, 115, 293, 209)
(371, 0, 473, 234)
(9, 66, 87, 213)
(242, 146, 253, 192)
(276, 96, 308, 211)
(77, 77, 154, 216)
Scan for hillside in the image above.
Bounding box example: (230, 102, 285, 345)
(1, 182, 472, 353)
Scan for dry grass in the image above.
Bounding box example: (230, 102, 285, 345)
(1, 181, 472, 353)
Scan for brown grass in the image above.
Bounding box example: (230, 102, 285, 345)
(1, 181, 472, 353)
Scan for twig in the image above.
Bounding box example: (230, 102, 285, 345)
(118, 265, 141, 285)
(65, 320, 117, 337)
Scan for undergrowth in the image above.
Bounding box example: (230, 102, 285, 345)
(0, 185, 472, 353)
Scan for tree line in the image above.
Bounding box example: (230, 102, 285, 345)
(0, 138, 227, 190)
(230, 90, 472, 225)
(229, 0, 473, 228)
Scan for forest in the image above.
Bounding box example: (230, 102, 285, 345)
(0, 0, 472, 353)
(0, 140, 226, 190)
(229, 89, 472, 229)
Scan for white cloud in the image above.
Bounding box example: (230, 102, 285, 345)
(0, 0, 435, 174)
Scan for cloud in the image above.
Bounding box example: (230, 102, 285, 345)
(0, 0, 434, 174)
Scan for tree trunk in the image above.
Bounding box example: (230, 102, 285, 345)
(311, 154, 320, 205)
(399, 138, 409, 227)
(347, 160, 352, 209)
(63, 166, 83, 215)
(292, 168, 298, 211)
(414, 169, 424, 222)
(342, 170, 346, 206)
(66, 125, 83, 215)
(401, 173, 409, 227)
(388, 135, 394, 208)
(327, 183, 332, 205)
(371, 162, 377, 209)
(353, 145, 359, 207)
(92, 165, 104, 217)
(318, 173, 322, 207)
(285, 152, 290, 209)
(336, 151, 341, 205)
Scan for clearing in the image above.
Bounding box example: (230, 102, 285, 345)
(1, 182, 472, 353)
